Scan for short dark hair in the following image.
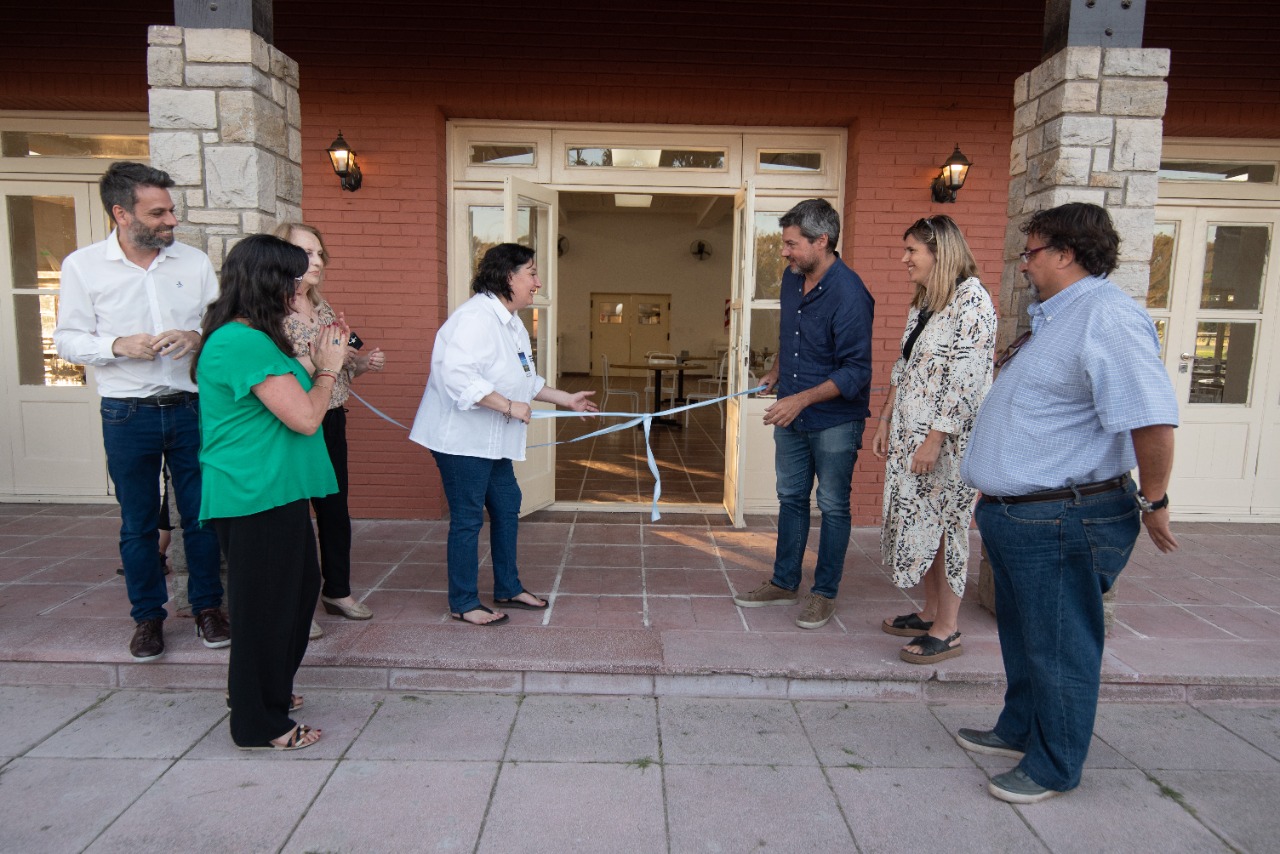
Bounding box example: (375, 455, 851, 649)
(472, 243, 536, 300)
(99, 161, 175, 223)
(1021, 202, 1120, 277)
(191, 234, 307, 382)
(779, 199, 840, 252)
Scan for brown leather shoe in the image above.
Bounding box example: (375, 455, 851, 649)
(195, 608, 231, 649)
(129, 618, 165, 661)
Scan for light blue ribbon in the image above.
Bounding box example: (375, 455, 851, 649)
(350, 385, 766, 521)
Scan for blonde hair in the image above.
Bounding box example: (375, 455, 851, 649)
(902, 215, 982, 313)
(271, 221, 329, 308)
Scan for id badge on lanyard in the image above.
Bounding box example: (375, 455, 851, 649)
(517, 350, 533, 377)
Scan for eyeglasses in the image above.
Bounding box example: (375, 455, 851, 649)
(995, 330, 1032, 369)
(1019, 245, 1051, 263)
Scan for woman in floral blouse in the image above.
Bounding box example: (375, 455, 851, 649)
(872, 215, 997, 664)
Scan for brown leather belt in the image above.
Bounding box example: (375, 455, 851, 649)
(985, 474, 1130, 505)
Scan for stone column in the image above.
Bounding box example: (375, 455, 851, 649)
(975, 46, 1171, 624)
(145, 24, 303, 611)
(146, 25, 302, 269)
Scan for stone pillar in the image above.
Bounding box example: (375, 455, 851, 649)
(146, 24, 302, 270)
(975, 46, 1171, 625)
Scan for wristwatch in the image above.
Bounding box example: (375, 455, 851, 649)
(1135, 491, 1169, 513)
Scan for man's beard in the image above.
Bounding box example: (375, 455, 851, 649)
(1024, 273, 1041, 301)
(128, 218, 175, 250)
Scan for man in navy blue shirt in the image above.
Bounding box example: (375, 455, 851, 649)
(733, 199, 874, 629)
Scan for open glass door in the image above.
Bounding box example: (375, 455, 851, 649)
(503, 176, 559, 516)
(0, 180, 111, 498)
(723, 183, 755, 526)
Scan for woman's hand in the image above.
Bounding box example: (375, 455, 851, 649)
(909, 431, 946, 475)
(311, 322, 351, 373)
(509, 401, 532, 424)
(566, 390, 598, 419)
(353, 346, 387, 376)
(871, 419, 890, 459)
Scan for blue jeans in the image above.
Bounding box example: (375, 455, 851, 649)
(976, 483, 1141, 792)
(771, 419, 863, 599)
(430, 451, 526, 614)
(101, 397, 223, 623)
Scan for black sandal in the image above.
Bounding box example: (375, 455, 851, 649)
(494, 592, 548, 611)
(882, 612, 934, 637)
(899, 631, 962, 664)
(450, 605, 509, 626)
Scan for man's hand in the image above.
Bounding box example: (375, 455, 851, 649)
(763, 394, 806, 428)
(153, 329, 201, 359)
(112, 333, 158, 361)
(1141, 507, 1179, 553)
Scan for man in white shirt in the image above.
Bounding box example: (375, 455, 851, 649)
(54, 162, 229, 662)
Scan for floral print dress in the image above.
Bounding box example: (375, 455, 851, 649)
(881, 277, 997, 596)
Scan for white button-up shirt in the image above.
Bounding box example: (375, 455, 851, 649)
(53, 230, 219, 398)
(410, 293, 546, 461)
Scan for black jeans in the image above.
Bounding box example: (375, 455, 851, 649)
(312, 407, 352, 599)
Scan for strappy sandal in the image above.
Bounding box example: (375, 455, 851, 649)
(899, 631, 962, 664)
(882, 612, 934, 637)
(238, 724, 322, 751)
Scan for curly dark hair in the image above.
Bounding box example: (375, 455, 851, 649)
(1021, 202, 1120, 277)
(472, 243, 536, 300)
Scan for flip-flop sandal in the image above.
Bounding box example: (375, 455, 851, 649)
(238, 724, 322, 751)
(882, 612, 934, 637)
(899, 631, 962, 665)
(494, 593, 548, 611)
(450, 605, 510, 626)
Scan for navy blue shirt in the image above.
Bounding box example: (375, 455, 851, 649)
(776, 253, 875, 431)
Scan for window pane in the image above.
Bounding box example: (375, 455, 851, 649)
(518, 308, 542, 375)
(597, 301, 624, 324)
(753, 212, 787, 300)
(1200, 225, 1269, 311)
(13, 293, 85, 386)
(1159, 161, 1276, 183)
(468, 144, 536, 166)
(1152, 318, 1167, 358)
(1, 132, 149, 159)
(759, 151, 822, 172)
(636, 302, 663, 325)
(749, 309, 779, 392)
(566, 147, 726, 170)
(7, 195, 77, 290)
(467, 206, 503, 280)
(1147, 222, 1176, 309)
(1190, 321, 1255, 405)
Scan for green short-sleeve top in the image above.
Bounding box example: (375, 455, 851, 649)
(198, 321, 338, 521)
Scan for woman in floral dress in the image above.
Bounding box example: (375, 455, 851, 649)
(872, 215, 997, 664)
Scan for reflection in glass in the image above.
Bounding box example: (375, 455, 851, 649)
(1152, 318, 1167, 358)
(753, 212, 787, 300)
(759, 151, 822, 172)
(469, 144, 536, 166)
(637, 303, 663, 325)
(1, 132, 149, 159)
(518, 308, 541, 373)
(468, 205, 503, 280)
(566, 147, 726, 170)
(1200, 225, 1269, 311)
(14, 294, 85, 386)
(749, 309, 780, 394)
(1189, 321, 1255, 405)
(8, 196, 77, 290)
(1159, 161, 1277, 183)
(598, 302, 624, 324)
(1147, 222, 1176, 309)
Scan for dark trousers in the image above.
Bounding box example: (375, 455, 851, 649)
(312, 407, 352, 599)
(215, 500, 320, 747)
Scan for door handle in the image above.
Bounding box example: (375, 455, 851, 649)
(1179, 353, 1194, 362)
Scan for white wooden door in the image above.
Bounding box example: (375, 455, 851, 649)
(0, 180, 111, 499)
(504, 176, 559, 516)
(1156, 205, 1280, 517)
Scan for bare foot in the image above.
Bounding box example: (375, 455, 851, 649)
(451, 607, 508, 625)
(270, 724, 322, 751)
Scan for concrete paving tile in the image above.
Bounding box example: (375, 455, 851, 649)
(647, 594, 745, 630)
(28, 689, 226, 759)
(347, 692, 519, 761)
(1181, 605, 1280, 640)
(352, 519, 428, 542)
(23, 556, 120, 584)
(1095, 704, 1280, 771)
(507, 695, 658, 762)
(665, 764, 853, 852)
(557, 567, 644, 595)
(283, 760, 496, 854)
(0, 685, 109, 756)
(0, 555, 58, 582)
(659, 696, 813, 765)
(566, 542, 641, 567)
(826, 767, 1043, 853)
(1013, 769, 1230, 853)
(358, 589, 449, 623)
(480, 761, 666, 854)
(571, 522, 643, 544)
(797, 699, 974, 768)
(1105, 637, 1280, 683)
(0, 757, 170, 853)
(0, 582, 97, 616)
(1192, 704, 1280, 761)
(654, 673, 790, 699)
(1155, 770, 1280, 854)
(788, 679, 924, 701)
(4, 537, 100, 558)
(546, 594, 646, 628)
(1111, 604, 1237, 640)
(522, 671, 654, 696)
(643, 543, 722, 569)
(83, 757, 334, 853)
(644, 567, 731, 595)
(0, 660, 118, 687)
(1213, 577, 1280, 606)
(390, 668, 522, 693)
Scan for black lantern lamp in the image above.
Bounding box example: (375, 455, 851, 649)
(327, 131, 362, 192)
(930, 144, 971, 203)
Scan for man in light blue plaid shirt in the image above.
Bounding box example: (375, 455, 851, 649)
(956, 203, 1179, 805)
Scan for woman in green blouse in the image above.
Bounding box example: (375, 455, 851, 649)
(193, 234, 350, 751)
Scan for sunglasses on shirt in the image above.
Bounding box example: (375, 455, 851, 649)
(995, 330, 1032, 369)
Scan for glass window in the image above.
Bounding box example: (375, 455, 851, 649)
(1152, 318, 1167, 358)
(1159, 161, 1277, 184)
(1190, 321, 1255, 405)
(566, 147, 726, 170)
(758, 151, 822, 173)
(7, 196, 77, 290)
(468, 144, 536, 166)
(1, 132, 149, 159)
(1147, 222, 1176, 309)
(13, 293, 85, 386)
(518, 308, 542, 374)
(748, 310, 779, 392)
(753, 212, 787, 300)
(1200, 224, 1269, 311)
(597, 301, 624, 324)
(636, 302, 663, 325)
(467, 206, 503, 280)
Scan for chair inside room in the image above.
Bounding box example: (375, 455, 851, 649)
(643, 352, 678, 410)
(684, 351, 729, 427)
(600, 354, 640, 412)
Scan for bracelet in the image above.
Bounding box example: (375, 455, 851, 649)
(878, 415, 890, 422)
(504, 400, 513, 423)
(314, 368, 339, 379)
